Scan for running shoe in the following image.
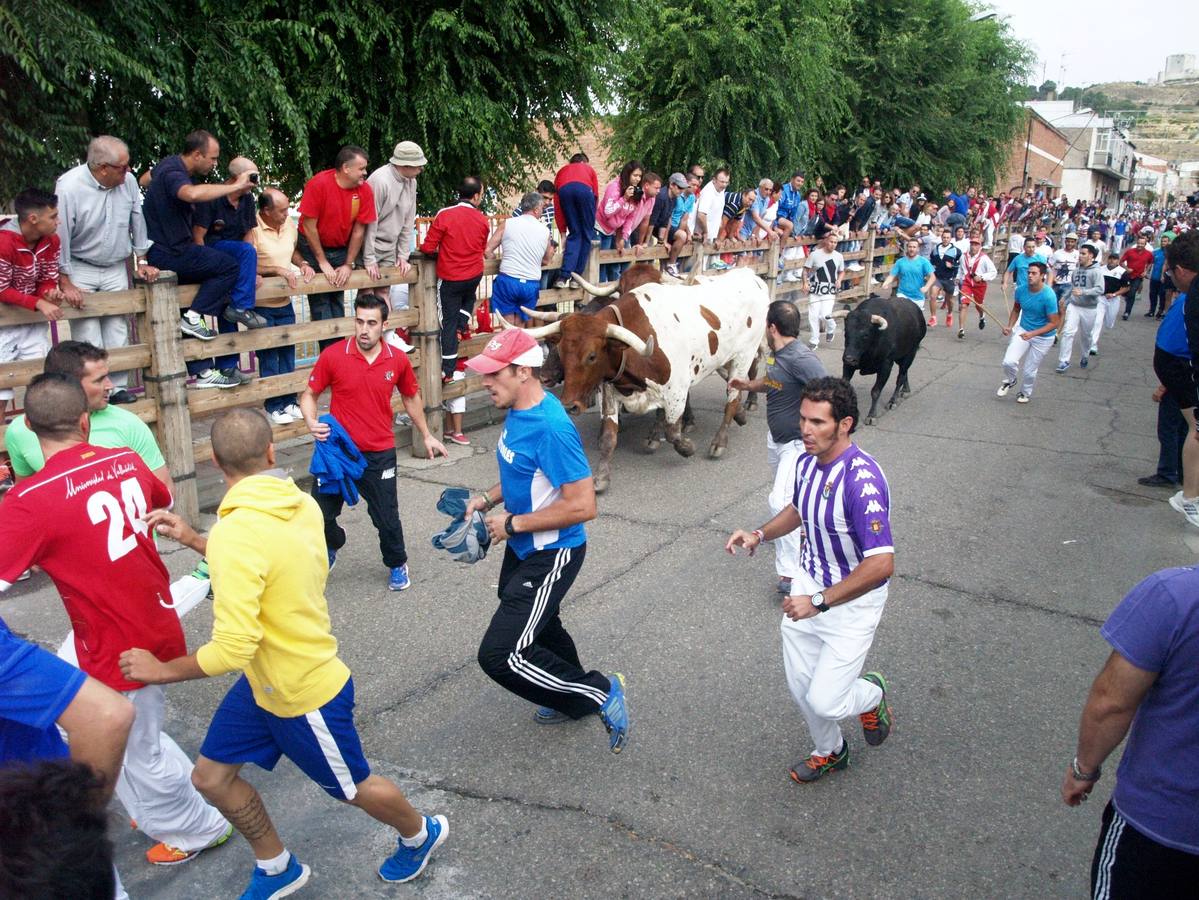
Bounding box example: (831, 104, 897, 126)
(223, 307, 268, 329)
(1121, 313, 1130, 321)
(327, 549, 337, 572)
(789, 741, 849, 784)
(388, 564, 411, 591)
(444, 432, 470, 446)
(859, 672, 892, 747)
(190, 558, 210, 581)
(284, 403, 303, 420)
(979, 317, 986, 330)
(146, 823, 233, 866)
(378, 814, 448, 883)
(708, 260, 730, 270)
(1016, 392, 1030, 404)
(190, 369, 241, 390)
(269, 409, 295, 425)
(108, 388, 137, 405)
(996, 379, 1015, 397)
(534, 706, 571, 725)
(665, 264, 681, 278)
(946, 312, 953, 327)
(1055, 362, 1069, 373)
(598, 673, 629, 753)
(1137, 474, 1177, 487)
(1169, 491, 1199, 528)
(957, 328, 965, 340)
(239, 853, 310, 898)
(180, 311, 217, 341)
(927, 316, 937, 327)
(220, 367, 255, 385)
(1080, 356, 1088, 369)
(1088, 348, 1098, 357)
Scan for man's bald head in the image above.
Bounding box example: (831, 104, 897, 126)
(260, 187, 288, 211)
(211, 408, 273, 477)
(25, 374, 88, 441)
(228, 156, 257, 177)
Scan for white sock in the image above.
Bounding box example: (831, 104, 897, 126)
(257, 849, 291, 876)
(400, 818, 428, 849)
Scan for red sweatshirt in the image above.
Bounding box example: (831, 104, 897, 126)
(419, 202, 489, 281)
(553, 162, 599, 234)
(0, 220, 60, 310)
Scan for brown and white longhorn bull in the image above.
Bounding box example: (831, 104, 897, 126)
(503, 267, 769, 493)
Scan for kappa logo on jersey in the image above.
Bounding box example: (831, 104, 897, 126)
(854, 467, 875, 481)
(850, 456, 868, 469)
(863, 499, 886, 515)
(859, 482, 880, 498)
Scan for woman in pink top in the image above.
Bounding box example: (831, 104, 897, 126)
(595, 160, 642, 282)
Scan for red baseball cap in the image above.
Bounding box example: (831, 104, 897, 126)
(465, 328, 546, 374)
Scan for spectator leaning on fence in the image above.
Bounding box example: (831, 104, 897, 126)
(250, 188, 314, 426)
(419, 177, 490, 381)
(485, 192, 553, 326)
(297, 145, 378, 350)
(54, 135, 157, 405)
(192, 156, 267, 388)
(143, 129, 259, 352)
(364, 140, 426, 301)
(552, 152, 599, 288)
(594, 159, 643, 283)
(0, 188, 66, 410)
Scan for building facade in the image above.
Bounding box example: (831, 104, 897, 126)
(1023, 101, 1136, 206)
(997, 107, 1069, 198)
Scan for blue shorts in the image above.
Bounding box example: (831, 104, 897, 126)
(491, 273, 541, 321)
(0, 637, 86, 764)
(200, 674, 370, 800)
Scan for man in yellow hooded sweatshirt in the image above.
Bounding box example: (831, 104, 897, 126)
(119, 408, 448, 898)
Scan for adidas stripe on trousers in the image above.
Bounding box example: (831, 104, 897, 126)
(1090, 801, 1199, 899)
(477, 544, 611, 719)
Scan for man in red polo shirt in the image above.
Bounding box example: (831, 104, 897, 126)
(298, 145, 378, 348)
(1119, 232, 1155, 319)
(299, 294, 448, 592)
(419, 177, 490, 381)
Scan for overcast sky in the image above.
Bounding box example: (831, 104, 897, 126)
(989, 0, 1198, 88)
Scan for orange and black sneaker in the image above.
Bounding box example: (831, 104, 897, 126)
(859, 671, 892, 747)
(789, 741, 849, 784)
(145, 823, 233, 866)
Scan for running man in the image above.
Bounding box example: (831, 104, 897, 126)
(1002, 236, 1044, 297)
(461, 328, 630, 752)
(726, 377, 894, 784)
(1091, 252, 1131, 358)
(1049, 233, 1080, 314)
(801, 230, 844, 348)
(928, 227, 962, 328)
(0, 374, 232, 867)
(881, 237, 935, 318)
(1055, 242, 1105, 373)
(119, 409, 448, 897)
(955, 234, 997, 338)
(997, 260, 1061, 404)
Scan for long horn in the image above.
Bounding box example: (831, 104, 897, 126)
(571, 272, 618, 297)
(869, 314, 889, 330)
(521, 306, 562, 322)
(605, 323, 656, 358)
(522, 321, 562, 341)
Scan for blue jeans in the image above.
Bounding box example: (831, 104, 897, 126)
(597, 230, 621, 282)
(254, 304, 297, 413)
(297, 236, 353, 351)
(145, 242, 240, 375)
(557, 182, 595, 278)
(1156, 393, 1188, 482)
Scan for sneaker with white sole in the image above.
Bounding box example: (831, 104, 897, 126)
(222, 307, 268, 329)
(239, 853, 310, 898)
(1168, 491, 1199, 528)
(665, 263, 681, 278)
(388, 564, 411, 591)
(219, 367, 254, 385)
(598, 673, 629, 753)
(284, 403, 303, 420)
(190, 369, 241, 390)
(996, 379, 1015, 397)
(268, 409, 295, 425)
(1016, 392, 1030, 404)
(378, 814, 448, 883)
(1055, 362, 1069, 373)
(180, 311, 216, 341)
(534, 706, 571, 724)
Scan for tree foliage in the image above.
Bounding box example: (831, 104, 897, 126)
(0, 0, 627, 208)
(610, 0, 1032, 190)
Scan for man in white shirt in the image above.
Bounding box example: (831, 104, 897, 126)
(802, 231, 845, 349)
(695, 168, 730, 270)
(55, 135, 159, 403)
(484, 192, 553, 325)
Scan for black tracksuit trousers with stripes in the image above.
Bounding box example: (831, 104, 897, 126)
(477, 544, 611, 719)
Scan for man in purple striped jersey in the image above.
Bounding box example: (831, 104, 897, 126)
(726, 377, 895, 784)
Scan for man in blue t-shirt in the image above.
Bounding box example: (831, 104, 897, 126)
(464, 328, 630, 753)
(997, 260, 1060, 403)
(1002, 236, 1046, 295)
(1061, 566, 1199, 894)
(881, 238, 936, 318)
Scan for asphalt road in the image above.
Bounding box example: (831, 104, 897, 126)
(3, 296, 1192, 899)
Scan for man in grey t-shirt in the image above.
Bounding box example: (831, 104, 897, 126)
(731, 300, 826, 593)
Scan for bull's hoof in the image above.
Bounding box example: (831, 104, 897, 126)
(901, 387, 911, 397)
(645, 437, 661, 453)
(865, 415, 877, 426)
(886, 400, 897, 410)
(709, 444, 726, 459)
(683, 421, 697, 434)
(674, 437, 696, 458)
(733, 409, 748, 426)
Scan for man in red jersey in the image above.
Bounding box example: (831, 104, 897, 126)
(1119, 232, 1155, 319)
(0, 374, 232, 867)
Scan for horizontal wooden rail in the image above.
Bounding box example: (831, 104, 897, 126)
(0, 290, 146, 326)
(179, 310, 419, 362)
(0, 343, 152, 390)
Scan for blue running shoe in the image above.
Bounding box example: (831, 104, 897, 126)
(238, 854, 310, 899)
(388, 564, 410, 591)
(1080, 356, 1088, 369)
(327, 549, 337, 573)
(534, 706, 570, 724)
(378, 814, 448, 883)
(598, 673, 629, 753)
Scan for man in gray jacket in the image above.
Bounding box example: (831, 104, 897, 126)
(1056, 242, 1106, 372)
(364, 141, 426, 303)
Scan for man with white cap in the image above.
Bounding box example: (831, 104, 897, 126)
(365, 140, 426, 310)
(461, 328, 630, 754)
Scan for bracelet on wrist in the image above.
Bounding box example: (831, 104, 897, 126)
(504, 514, 517, 537)
(752, 529, 766, 545)
(1071, 756, 1101, 782)
(480, 494, 497, 512)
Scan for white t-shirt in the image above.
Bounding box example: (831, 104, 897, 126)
(954, 238, 971, 256)
(1008, 232, 1025, 255)
(499, 214, 549, 281)
(805, 247, 844, 297)
(696, 182, 726, 239)
(1049, 248, 1079, 285)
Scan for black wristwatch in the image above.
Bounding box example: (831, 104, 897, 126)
(810, 591, 830, 613)
(1071, 757, 1101, 782)
(504, 514, 517, 537)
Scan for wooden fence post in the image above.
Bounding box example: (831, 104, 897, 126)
(765, 240, 781, 302)
(862, 225, 877, 291)
(412, 259, 443, 456)
(585, 239, 601, 286)
(143, 273, 200, 524)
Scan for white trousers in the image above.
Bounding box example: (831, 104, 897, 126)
(780, 569, 886, 757)
(1001, 327, 1054, 398)
(67, 259, 132, 388)
(807, 296, 835, 345)
(0, 322, 49, 402)
(1092, 296, 1120, 353)
(767, 435, 803, 579)
(1058, 305, 1099, 366)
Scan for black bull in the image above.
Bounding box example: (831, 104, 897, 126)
(841, 294, 927, 424)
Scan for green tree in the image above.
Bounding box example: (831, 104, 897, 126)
(0, 1, 627, 208)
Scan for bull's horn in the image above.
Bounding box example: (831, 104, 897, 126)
(521, 306, 562, 322)
(605, 323, 655, 358)
(869, 314, 888, 331)
(570, 272, 618, 297)
(521, 321, 562, 341)
(496, 314, 517, 330)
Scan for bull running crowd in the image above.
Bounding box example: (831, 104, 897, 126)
(0, 125, 1198, 899)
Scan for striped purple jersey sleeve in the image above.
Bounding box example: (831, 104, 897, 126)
(844, 453, 894, 557)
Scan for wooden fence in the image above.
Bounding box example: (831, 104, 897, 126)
(0, 222, 1017, 523)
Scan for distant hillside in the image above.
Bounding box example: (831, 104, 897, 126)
(1082, 80, 1199, 162)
